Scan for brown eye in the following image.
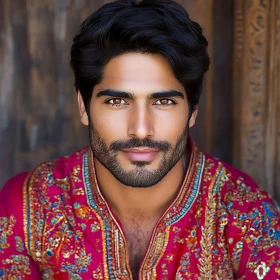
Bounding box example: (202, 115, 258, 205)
(154, 99, 175, 106)
(114, 99, 121, 104)
(107, 98, 127, 106)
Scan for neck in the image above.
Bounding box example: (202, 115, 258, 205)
(93, 148, 190, 221)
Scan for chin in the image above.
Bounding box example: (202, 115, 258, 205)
(130, 161, 152, 167)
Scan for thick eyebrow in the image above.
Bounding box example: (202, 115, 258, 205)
(95, 89, 185, 100)
(149, 90, 185, 99)
(96, 89, 134, 99)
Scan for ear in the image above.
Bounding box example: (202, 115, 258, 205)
(77, 91, 89, 126)
(189, 107, 198, 128)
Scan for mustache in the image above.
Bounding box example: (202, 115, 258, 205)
(109, 138, 171, 152)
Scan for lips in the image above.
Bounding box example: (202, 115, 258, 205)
(122, 148, 159, 161)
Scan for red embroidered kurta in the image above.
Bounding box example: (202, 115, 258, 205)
(0, 140, 279, 279)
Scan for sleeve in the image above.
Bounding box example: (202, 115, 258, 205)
(0, 173, 41, 279)
(225, 175, 280, 279)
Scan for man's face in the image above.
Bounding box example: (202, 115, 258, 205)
(79, 53, 197, 188)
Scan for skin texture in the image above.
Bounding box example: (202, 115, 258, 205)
(77, 52, 198, 277)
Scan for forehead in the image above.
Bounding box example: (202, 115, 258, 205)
(93, 53, 186, 96)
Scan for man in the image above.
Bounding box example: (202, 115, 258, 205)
(0, 0, 279, 279)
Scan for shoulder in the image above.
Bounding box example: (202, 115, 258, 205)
(0, 147, 88, 218)
(26, 148, 88, 262)
(0, 172, 30, 220)
(201, 152, 279, 233)
(22, 148, 88, 210)
(0, 172, 30, 252)
(202, 152, 277, 208)
(202, 153, 280, 277)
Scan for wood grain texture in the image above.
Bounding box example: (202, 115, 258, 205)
(0, 1, 107, 185)
(265, 0, 280, 200)
(233, 0, 280, 202)
(178, 0, 234, 164)
(178, 0, 215, 154)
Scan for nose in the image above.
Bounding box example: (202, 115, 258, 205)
(127, 104, 154, 139)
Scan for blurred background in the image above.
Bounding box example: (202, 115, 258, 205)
(0, 0, 279, 202)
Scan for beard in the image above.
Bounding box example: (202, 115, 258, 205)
(89, 121, 189, 188)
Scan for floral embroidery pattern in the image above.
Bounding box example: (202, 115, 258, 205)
(0, 216, 16, 253)
(1, 255, 31, 277)
(0, 140, 279, 279)
(0, 216, 32, 278)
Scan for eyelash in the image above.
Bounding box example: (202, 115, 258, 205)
(105, 98, 177, 107)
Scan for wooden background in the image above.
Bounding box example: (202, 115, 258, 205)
(0, 0, 279, 203)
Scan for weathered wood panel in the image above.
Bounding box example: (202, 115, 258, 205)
(0, 0, 106, 185)
(179, 0, 234, 164)
(178, 0, 215, 154)
(233, 0, 280, 202)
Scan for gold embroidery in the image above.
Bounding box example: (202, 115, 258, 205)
(23, 173, 32, 256)
(198, 170, 219, 279)
(197, 162, 233, 280)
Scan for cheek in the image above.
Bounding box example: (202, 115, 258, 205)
(154, 107, 189, 140)
(155, 116, 187, 140)
(90, 105, 128, 141)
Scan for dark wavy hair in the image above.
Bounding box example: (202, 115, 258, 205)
(70, 0, 210, 113)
